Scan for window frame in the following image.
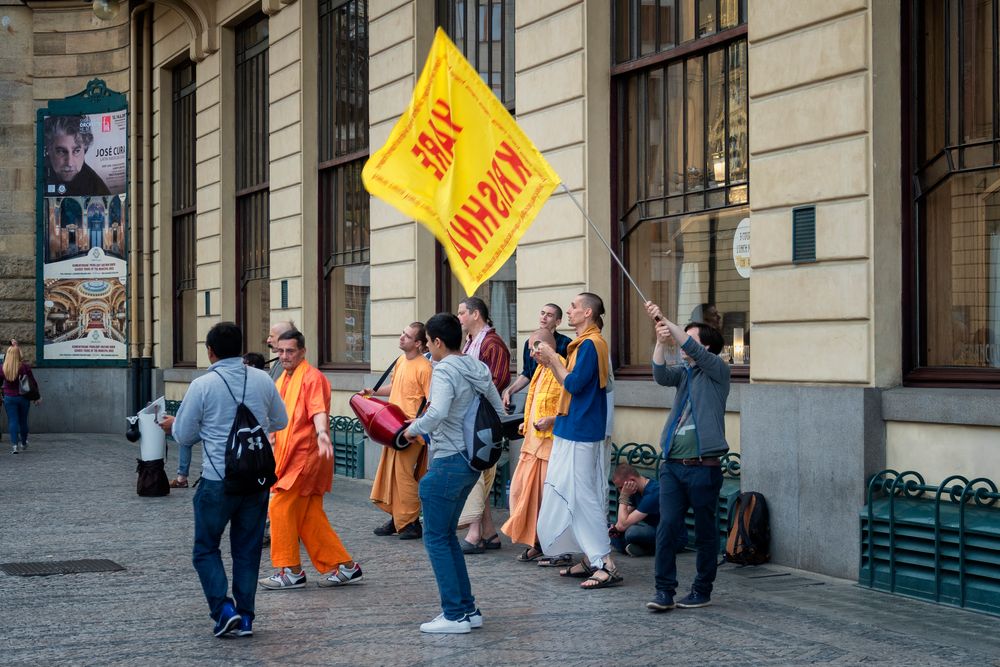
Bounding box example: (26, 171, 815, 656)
(171, 61, 197, 368)
(611, 5, 748, 379)
(902, 0, 1000, 388)
(317, 0, 371, 370)
(234, 14, 270, 355)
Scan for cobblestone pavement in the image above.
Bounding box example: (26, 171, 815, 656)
(1, 434, 999, 666)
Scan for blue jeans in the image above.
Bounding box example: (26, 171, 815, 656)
(654, 462, 723, 596)
(176, 442, 193, 477)
(192, 479, 268, 622)
(418, 453, 481, 621)
(5, 395, 30, 445)
(611, 522, 657, 554)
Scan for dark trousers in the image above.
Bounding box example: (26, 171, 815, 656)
(192, 479, 269, 622)
(654, 461, 723, 596)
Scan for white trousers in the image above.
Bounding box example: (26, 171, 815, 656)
(536, 436, 611, 569)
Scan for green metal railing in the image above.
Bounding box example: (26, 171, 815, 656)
(608, 442, 742, 552)
(861, 469, 1000, 616)
(330, 415, 366, 479)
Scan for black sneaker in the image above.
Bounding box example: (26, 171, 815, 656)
(624, 543, 648, 557)
(373, 518, 397, 536)
(646, 591, 675, 612)
(398, 520, 422, 540)
(676, 590, 711, 608)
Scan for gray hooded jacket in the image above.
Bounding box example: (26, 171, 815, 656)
(408, 353, 506, 459)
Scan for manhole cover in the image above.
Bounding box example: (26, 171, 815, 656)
(0, 559, 125, 577)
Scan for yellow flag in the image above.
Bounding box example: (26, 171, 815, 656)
(362, 28, 560, 296)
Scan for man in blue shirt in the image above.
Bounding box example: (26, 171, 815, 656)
(534, 292, 620, 590)
(160, 322, 287, 638)
(501, 303, 572, 411)
(610, 464, 660, 557)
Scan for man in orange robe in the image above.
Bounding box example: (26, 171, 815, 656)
(500, 328, 563, 561)
(259, 330, 363, 590)
(367, 322, 433, 539)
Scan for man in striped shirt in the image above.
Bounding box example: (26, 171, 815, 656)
(456, 296, 510, 554)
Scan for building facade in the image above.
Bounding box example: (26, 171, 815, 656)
(2, 0, 999, 581)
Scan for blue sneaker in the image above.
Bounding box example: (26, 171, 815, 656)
(463, 608, 483, 629)
(213, 601, 242, 637)
(676, 590, 711, 608)
(646, 591, 675, 612)
(235, 616, 253, 637)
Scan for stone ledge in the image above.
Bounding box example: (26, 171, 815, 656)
(882, 387, 1000, 427)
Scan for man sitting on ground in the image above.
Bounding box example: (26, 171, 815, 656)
(609, 464, 660, 557)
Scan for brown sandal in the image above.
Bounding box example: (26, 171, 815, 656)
(169, 478, 189, 488)
(580, 566, 623, 590)
(559, 559, 595, 578)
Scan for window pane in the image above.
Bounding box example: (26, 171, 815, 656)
(615, 0, 632, 62)
(326, 264, 370, 363)
(728, 41, 748, 183)
(923, 169, 1000, 367)
(685, 56, 705, 192)
(640, 0, 657, 56)
(960, 0, 993, 145)
(697, 0, 716, 38)
(658, 0, 676, 51)
(666, 62, 684, 195)
(719, 0, 738, 29)
(625, 207, 750, 365)
(679, 0, 695, 43)
(707, 48, 725, 186)
(646, 68, 665, 198)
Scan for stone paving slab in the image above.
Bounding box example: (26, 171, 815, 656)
(1, 434, 1000, 666)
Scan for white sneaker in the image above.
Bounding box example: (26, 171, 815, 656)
(463, 608, 483, 629)
(258, 567, 306, 590)
(318, 562, 364, 587)
(420, 613, 471, 634)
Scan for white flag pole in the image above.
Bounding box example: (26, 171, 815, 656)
(560, 182, 652, 306)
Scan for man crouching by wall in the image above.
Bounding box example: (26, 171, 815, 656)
(643, 302, 729, 613)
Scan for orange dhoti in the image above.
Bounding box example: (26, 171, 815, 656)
(370, 439, 428, 531)
(501, 437, 552, 546)
(269, 479, 352, 573)
(500, 359, 560, 547)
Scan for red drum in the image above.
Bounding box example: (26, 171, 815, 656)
(349, 393, 412, 450)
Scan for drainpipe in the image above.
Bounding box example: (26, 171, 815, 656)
(128, 2, 151, 413)
(140, 8, 153, 408)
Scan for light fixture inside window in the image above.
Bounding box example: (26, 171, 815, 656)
(92, 0, 121, 21)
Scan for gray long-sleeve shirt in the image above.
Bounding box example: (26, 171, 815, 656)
(408, 354, 505, 459)
(652, 336, 731, 459)
(171, 357, 288, 480)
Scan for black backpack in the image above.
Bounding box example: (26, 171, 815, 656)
(725, 491, 771, 565)
(211, 368, 277, 495)
(460, 391, 504, 471)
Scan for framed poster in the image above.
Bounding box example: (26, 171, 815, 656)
(36, 79, 128, 366)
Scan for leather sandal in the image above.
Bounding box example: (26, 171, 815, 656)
(169, 478, 189, 488)
(580, 566, 623, 590)
(559, 559, 596, 578)
(516, 546, 544, 562)
(484, 533, 502, 550)
(460, 539, 485, 555)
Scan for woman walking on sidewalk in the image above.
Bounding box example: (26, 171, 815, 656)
(1, 340, 40, 454)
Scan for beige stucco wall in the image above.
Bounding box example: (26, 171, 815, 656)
(747, 0, 901, 386)
(886, 422, 1000, 485)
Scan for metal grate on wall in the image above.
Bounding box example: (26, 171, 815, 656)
(792, 205, 816, 263)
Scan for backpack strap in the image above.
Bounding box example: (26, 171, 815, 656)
(211, 368, 243, 405)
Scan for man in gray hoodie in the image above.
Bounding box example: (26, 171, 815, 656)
(643, 301, 729, 613)
(403, 313, 506, 634)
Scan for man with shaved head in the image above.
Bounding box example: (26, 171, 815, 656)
(266, 321, 296, 381)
